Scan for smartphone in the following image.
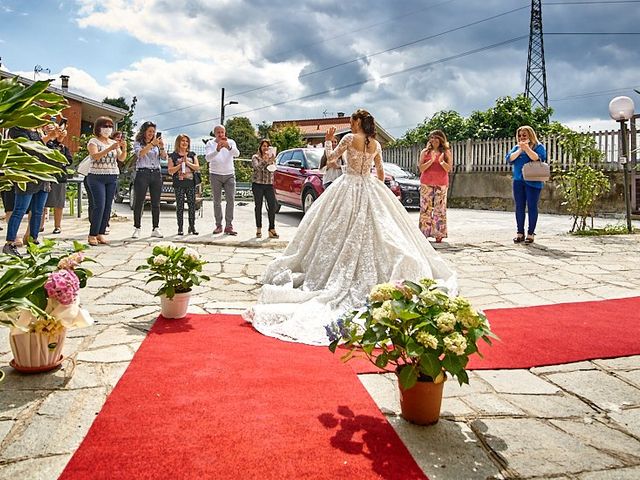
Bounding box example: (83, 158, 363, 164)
(59, 117, 68, 127)
(268, 146, 277, 156)
(156, 132, 162, 139)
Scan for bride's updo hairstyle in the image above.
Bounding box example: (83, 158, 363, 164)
(351, 109, 376, 147)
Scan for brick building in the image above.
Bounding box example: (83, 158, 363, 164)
(0, 70, 128, 153)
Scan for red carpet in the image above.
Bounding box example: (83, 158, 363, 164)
(60, 314, 427, 480)
(349, 296, 640, 374)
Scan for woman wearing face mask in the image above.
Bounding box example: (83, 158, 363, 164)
(85, 116, 126, 246)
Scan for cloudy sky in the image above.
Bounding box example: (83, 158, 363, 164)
(1, 0, 639, 141)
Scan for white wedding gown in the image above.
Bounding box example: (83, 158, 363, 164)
(243, 134, 457, 345)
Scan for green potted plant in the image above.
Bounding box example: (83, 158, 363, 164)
(136, 242, 210, 319)
(0, 240, 94, 372)
(327, 278, 496, 425)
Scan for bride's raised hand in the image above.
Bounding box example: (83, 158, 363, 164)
(325, 126, 336, 141)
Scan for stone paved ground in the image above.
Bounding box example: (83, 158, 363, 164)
(1, 202, 639, 479)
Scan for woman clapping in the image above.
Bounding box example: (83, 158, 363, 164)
(168, 134, 199, 235)
(251, 139, 278, 238)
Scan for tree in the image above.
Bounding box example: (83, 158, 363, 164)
(0, 78, 67, 192)
(257, 121, 272, 140)
(103, 96, 137, 140)
(224, 116, 259, 157)
(554, 132, 611, 232)
(269, 123, 304, 152)
(393, 94, 564, 145)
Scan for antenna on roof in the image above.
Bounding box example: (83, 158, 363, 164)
(33, 65, 51, 80)
(322, 110, 334, 118)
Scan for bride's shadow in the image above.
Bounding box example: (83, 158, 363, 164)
(318, 405, 425, 480)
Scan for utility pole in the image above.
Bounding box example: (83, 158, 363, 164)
(524, 0, 549, 113)
(220, 88, 226, 126)
(220, 87, 238, 126)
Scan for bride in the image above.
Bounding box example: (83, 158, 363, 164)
(244, 109, 457, 345)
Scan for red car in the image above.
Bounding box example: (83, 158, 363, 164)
(273, 147, 402, 214)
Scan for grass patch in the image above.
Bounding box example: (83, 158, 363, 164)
(572, 224, 639, 236)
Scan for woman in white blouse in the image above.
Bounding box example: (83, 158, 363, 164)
(86, 116, 126, 246)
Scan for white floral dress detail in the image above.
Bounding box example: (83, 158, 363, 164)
(243, 134, 457, 345)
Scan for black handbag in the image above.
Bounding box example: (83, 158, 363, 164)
(193, 171, 202, 186)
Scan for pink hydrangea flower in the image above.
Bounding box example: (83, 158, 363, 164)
(44, 269, 80, 305)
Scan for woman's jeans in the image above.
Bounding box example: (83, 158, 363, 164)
(252, 183, 277, 230)
(133, 169, 162, 229)
(86, 174, 118, 236)
(513, 180, 542, 235)
(6, 190, 48, 242)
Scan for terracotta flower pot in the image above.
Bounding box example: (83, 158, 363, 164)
(9, 329, 66, 373)
(160, 291, 191, 319)
(397, 374, 446, 425)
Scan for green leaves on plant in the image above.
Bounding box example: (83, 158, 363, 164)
(0, 78, 68, 192)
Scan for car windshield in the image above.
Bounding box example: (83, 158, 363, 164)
(304, 149, 323, 169)
(384, 163, 415, 178)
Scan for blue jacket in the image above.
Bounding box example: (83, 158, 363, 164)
(506, 143, 547, 189)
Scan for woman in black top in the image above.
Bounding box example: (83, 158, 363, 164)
(168, 134, 200, 235)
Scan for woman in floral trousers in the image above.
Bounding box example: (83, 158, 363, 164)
(418, 130, 453, 242)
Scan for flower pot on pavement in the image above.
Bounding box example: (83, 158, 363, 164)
(9, 328, 67, 373)
(397, 374, 446, 425)
(160, 291, 191, 319)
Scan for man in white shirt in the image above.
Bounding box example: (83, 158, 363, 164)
(205, 125, 240, 235)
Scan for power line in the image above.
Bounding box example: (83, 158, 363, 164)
(268, 0, 457, 61)
(163, 35, 528, 132)
(142, 4, 529, 119)
(545, 1, 640, 4)
(550, 85, 640, 101)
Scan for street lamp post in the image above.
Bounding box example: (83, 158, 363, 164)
(608, 96, 635, 233)
(220, 87, 238, 126)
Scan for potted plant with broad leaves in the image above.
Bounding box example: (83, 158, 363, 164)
(0, 240, 94, 372)
(326, 278, 496, 425)
(136, 242, 209, 319)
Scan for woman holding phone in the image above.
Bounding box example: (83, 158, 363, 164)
(251, 139, 279, 238)
(86, 116, 126, 246)
(168, 134, 199, 235)
(131, 121, 167, 239)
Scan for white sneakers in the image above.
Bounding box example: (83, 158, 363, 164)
(132, 228, 163, 238)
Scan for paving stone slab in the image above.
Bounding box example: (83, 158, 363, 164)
(90, 324, 147, 349)
(0, 388, 107, 460)
(592, 356, 640, 371)
(474, 370, 559, 394)
(0, 360, 75, 390)
(388, 418, 502, 480)
(97, 285, 157, 305)
(0, 419, 14, 444)
(471, 418, 623, 477)
(550, 418, 640, 462)
(0, 454, 71, 480)
(462, 393, 525, 416)
(65, 361, 128, 390)
(0, 390, 43, 420)
(532, 361, 595, 374)
(608, 408, 640, 437)
(77, 344, 136, 363)
(503, 393, 596, 418)
(546, 370, 640, 411)
(616, 370, 640, 387)
(579, 466, 640, 480)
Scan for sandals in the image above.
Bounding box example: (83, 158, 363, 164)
(256, 228, 262, 238)
(268, 229, 279, 239)
(513, 234, 525, 244)
(524, 235, 535, 244)
(87, 236, 99, 246)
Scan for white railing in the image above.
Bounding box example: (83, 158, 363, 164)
(383, 130, 629, 174)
